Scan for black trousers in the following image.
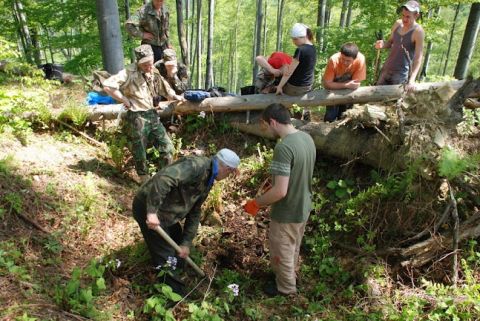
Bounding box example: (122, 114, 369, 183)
(132, 196, 183, 268)
(142, 42, 168, 63)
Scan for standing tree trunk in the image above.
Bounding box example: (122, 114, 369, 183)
(252, 0, 263, 84)
(189, 0, 195, 69)
(316, 0, 327, 51)
(30, 27, 42, 65)
(262, 0, 268, 56)
(205, 0, 214, 89)
(339, 0, 349, 28)
(177, 0, 190, 66)
(13, 0, 33, 64)
(96, 0, 124, 74)
(419, 7, 441, 81)
(443, 4, 461, 76)
(125, 0, 136, 63)
(195, 0, 202, 88)
(345, 0, 353, 27)
(454, 3, 480, 80)
(276, 0, 285, 52)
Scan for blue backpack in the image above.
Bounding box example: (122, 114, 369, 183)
(184, 90, 211, 102)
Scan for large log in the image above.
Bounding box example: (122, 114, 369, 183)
(232, 120, 405, 170)
(87, 80, 467, 121)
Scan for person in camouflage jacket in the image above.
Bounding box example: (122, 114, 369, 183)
(132, 149, 240, 292)
(103, 45, 184, 181)
(126, 0, 170, 62)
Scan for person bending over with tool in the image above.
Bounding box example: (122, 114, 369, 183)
(132, 148, 240, 295)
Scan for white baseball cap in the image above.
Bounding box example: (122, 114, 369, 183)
(400, 1, 421, 13)
(291, 23, 308, 38)
(216, 148, 240, 168)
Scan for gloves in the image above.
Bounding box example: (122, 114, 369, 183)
(244, 199, 260, 216)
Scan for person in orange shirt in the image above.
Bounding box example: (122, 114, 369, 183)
(322, 43, 366, 122)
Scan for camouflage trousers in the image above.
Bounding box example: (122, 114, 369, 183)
(124, 109, 173, 175)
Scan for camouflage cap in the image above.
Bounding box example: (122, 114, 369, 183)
(160, 49, 177, 66)
(135, 45, 154, 64)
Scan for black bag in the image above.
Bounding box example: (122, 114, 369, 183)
(240, 85, 255, 95)
(207, 86, 228, 97)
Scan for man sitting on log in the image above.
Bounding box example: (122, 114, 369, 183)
(103, 45, 184, 183)
(154, 48, 189, 95)
(322, 42, 366, 122)
(255, 52, 292, 94)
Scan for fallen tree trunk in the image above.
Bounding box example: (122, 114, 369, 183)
(399, 212, 480, 268)
(233, 120, 405, 170)
(87, 80, 469, 121)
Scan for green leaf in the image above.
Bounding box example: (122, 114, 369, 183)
(162, 285, 182, 301)
(335, 189, 348, 199)
(326, 181, 338, 189)
(96, 277, 106, 291)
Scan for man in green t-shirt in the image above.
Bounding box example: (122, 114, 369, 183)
(244, 103, 316, 296)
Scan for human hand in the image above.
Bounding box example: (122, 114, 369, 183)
(244, 199, 260, 216)
(146, 213, 160, 230)
(405, 82, 416, 93)
(123, 98, 132, 110)
(143, 32, 154, 41)
(272, 69, 282, 77)
(178, 245, 190, 258)
(375, 40, 384, 49)
(345, 80, 361, 90)
(174, 94, 186, 102)
(275, 87, 284, 95)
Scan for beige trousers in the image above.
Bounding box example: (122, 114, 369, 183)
(283, 82, 312, 96)
(268, 219, 307, 294)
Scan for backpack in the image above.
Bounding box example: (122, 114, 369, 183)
(184, 90, 211, 102)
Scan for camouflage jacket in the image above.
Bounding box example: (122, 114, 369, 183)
(126, 2, 170, 47)
(103, 63, 175, 112)
(155, 62, 189, 94)
(135, 156, 215, 246)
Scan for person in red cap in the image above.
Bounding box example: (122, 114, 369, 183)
(375, 1, 424, 92)
(255, 52, 293, 94)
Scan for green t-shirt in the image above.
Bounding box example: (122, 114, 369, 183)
(269, 130, 316, 223)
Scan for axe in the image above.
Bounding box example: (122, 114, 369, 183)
(153, 225, 206, 277)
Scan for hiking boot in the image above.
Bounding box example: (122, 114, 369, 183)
(164, 274, 186, 297)
(263, 280, 289, 297)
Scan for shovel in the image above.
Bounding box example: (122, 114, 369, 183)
(153, 225, 206, 277)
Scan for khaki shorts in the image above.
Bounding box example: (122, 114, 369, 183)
(284, 82, 312, 96)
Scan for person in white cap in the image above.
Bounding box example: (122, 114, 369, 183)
(275, 23, 317, 96)
(375, 1, 425, 91)
(132, 148, 240, 295)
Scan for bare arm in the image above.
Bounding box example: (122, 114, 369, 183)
(256, 56, 279, 75)
(103, 87, 132, 109)
(276, 59, 300, 95)
(375, 20, 400, 49)
(323, 79, 360, 90)
(255, 175, 289, 207)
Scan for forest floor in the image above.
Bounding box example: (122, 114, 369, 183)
(1, 80, 480, 321)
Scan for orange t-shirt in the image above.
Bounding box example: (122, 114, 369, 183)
(323, 52, 367, 82)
